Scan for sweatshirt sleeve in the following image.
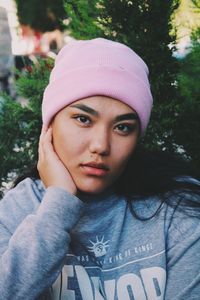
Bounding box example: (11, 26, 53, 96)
(0, 179, 84, 300)
(165, 206, 200, 299)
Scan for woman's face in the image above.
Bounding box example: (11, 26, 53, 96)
(51, 96, 139, 194)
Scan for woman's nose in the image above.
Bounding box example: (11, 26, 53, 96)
(89, 127, 111, 156)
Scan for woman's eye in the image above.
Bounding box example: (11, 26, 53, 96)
(115, 124, 135, 134)
(74, 115, 91, 124)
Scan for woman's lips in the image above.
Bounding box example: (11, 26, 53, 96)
(80, 162, 109, 176)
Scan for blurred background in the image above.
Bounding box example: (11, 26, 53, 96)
(0, 0, 74, 98)
(0, 0, 199, 194)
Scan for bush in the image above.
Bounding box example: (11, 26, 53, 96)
(0, 59, 53, 196)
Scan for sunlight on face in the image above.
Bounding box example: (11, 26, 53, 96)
(51, 96, 139, 194)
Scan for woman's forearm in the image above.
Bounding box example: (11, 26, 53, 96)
(0, 186, 84, 300)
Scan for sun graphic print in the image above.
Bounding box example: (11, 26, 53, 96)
(87, 236, 110, 257)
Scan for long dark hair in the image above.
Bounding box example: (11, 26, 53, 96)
(116, 145, 200, 218)
(13, 146, 200, 219)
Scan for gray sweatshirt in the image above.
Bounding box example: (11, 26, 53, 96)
(0, 178, 199, 300)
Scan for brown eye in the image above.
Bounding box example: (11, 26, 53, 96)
(117, 124, 130, 132)
(73, 115, 91, 125)
(115, 123, 137, 135)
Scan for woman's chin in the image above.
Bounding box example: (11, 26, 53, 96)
(76, 182, 110, 195)
(77, 186, 106, 195)
(73, 174, 115, 195)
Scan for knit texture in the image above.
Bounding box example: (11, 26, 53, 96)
(42, 38, 153, 135)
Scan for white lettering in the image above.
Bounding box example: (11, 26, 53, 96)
(75, 265, 94, 300)
(125, 249, 131, 257)
(91, 277, 105, 300)
(117, 274, 147, 300)
(104, 280, 116, 300)
(63, 265, 75, 300)
(141, 267, 166, 300)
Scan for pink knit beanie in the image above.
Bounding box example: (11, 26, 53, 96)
(42, 38, 153, 135)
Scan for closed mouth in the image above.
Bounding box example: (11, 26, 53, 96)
(81, 162, 109, 170)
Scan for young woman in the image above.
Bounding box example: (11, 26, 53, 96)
(0, 38, 199, 300)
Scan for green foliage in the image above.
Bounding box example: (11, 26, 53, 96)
(175, 28, 200, 169)
(192, 0, 200, 9)
(0, 59, 53, 195)
(15, 0, 66, 32)
(64, 0, 102, 39)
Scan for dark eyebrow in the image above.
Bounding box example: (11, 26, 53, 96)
(69, 104, 99, 117)
(69, 103, 138, 122)
(115, 113, 138, 122)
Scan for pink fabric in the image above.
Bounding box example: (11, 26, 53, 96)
(42, 38, 153, 135)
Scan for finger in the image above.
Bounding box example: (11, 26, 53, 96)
(42, 128, 58, 160)
(38, 125, 48, 160)
(40, 125, 48, 142)
(43, 127, 53, 145)
(42, 124, 48, 132)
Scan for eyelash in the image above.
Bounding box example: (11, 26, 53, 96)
(115, 123, 136, 135)
(73, 115, 91, 125)
(72, 115, 136, 135)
